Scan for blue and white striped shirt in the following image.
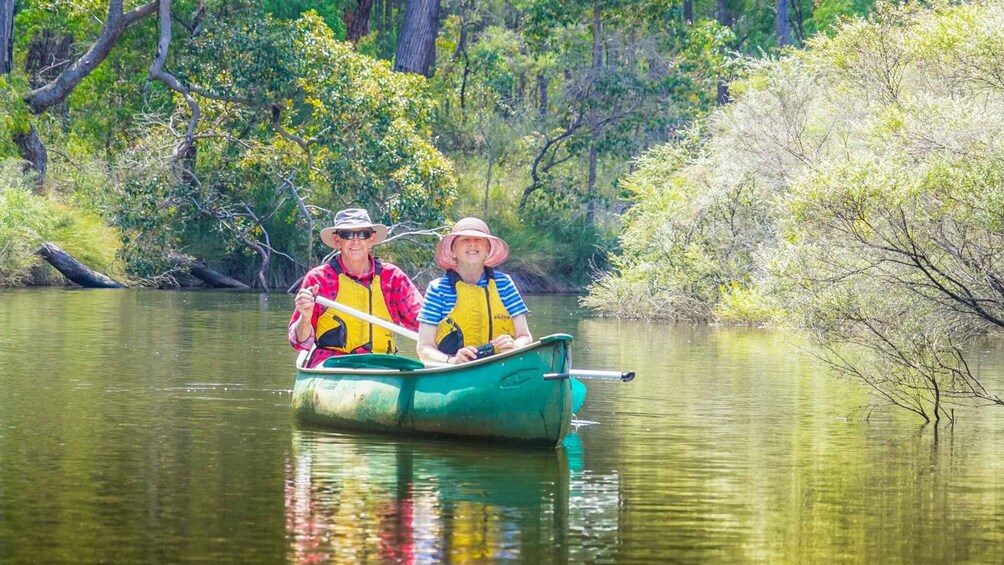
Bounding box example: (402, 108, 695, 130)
(418, 270, 529, 326)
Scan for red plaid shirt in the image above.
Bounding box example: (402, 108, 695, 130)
(288, 256, 422, 367)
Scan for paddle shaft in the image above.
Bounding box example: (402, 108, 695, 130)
(545, 370, 635, 382)
(314, 295, 420, 341)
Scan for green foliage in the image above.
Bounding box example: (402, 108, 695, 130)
(109, 10, 455, 285)
(806, 0, 873, 37)
(0, 72, 32, 152)
(2, 0, 881, 290)
(0, 159, 122, 286)
(0, 161, 47, 285)
(500, 211, 608, 290)
(713, 284, 781, 326)
(108, 154, 186, 279)
(430, 0, 740, 284)
(13, 1, 172, 159)
(261, 0, 349, 39)
(585, 123, 775, 321)
(592, 0, 1004, 419)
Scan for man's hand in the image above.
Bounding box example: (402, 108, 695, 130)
(295, 284, 320, 319)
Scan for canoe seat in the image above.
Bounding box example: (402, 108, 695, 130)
(322, 353, 426, 371)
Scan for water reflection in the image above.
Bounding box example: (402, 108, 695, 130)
(5, 290, 1004, 563)
(285, 431, 586, 563)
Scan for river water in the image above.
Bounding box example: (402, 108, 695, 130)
(1, 289, 1003, 563)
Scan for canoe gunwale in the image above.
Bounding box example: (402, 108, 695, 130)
(295, 333, 574, 377)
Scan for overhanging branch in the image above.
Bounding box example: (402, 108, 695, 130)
(26, 0, 157, 113)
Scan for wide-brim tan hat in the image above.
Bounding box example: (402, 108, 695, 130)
(319, 208, 389, 248)
(435, 217, 509, 270)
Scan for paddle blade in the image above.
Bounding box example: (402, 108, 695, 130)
(571, 378, 587, 413)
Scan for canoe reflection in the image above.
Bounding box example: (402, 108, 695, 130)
(285, 430, 572, 563)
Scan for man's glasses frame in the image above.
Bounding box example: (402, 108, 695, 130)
(335, 229, 375, 240)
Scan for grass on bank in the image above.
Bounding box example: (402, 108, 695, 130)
(0, 158, 124, 286)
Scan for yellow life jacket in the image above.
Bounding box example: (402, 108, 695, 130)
(314, 258, 397, 355)
(435, 268, 515, 355)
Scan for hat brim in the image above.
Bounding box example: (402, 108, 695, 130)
(320, 224, 388, 248)
(434, 230, 510, 270)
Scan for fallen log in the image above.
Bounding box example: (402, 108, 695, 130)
(167, 252, 250, 289)
(36, 242, 127, 288)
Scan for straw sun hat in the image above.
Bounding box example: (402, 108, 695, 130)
(319, 208, 389, 249)
(434, 217, 510, 270)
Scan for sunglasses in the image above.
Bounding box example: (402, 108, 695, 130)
(335, 229, 375, 240)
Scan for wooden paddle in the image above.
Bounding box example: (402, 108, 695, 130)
(314, 295, 420, 341)
(312, 295, 633, 379)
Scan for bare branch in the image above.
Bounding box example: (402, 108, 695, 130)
(26, 0, 157, 113)
(147, 0, 200, 176)
(271, 104, 316, 169)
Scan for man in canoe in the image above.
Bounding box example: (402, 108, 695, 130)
(290, 208, 423, 368)
(416, 217, 532, 365)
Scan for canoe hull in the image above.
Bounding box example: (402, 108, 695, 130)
(292, 335, 573, 447)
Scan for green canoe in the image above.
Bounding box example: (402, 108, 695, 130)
(292, 334, 575, 447)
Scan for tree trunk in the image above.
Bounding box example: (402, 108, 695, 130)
(36, 242, 126, 288)
(484, 152, 493, 218)
(716, 0, 731, 105)
(0, 0, 13, 75)
(12, 126, 47, 188)
(537, 72, 547, 118)
(344, 0, 375, 42)
(586, 0, 603, 227)
(0, 0, 45, 189)
(776, 0, 790, 47)
(683, 0, 693, 23)
(394, 0, 440, 77)
(456, 0, 469, 109)
(167, 252, 250, 289)
(717, 0, 731, 26)
(790, 0, 806, 44)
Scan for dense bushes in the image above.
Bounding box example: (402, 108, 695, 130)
(588, 1, 1004, 420)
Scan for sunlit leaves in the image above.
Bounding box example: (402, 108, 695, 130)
(112, 9, 455, 281)
(589, 0, 1004, 417)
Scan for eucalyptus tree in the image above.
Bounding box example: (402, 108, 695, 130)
(423, 0, 734, 283)
(345, 0, 376, 42)
(0, 0, 157, 187)
(512, 0, 731, 217)
(0, 0, 12, 75)
(395, 0, 441, 76)
(116, 5, 456, 288)
(0, 1, 455, 288)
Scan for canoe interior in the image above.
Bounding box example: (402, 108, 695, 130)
(292, 334, 574, 447)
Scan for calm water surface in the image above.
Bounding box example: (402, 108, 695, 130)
(1, 289, 1003, 563)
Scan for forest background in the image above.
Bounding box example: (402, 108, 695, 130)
(0, 0, 868, 292)
(4, 0, 1004, 421)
